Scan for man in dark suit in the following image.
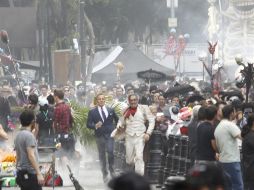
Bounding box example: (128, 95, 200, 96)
(87, 93, 119, 182)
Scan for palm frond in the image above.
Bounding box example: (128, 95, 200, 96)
(70, 101, 95, 146)
(70, 99, 127, 146)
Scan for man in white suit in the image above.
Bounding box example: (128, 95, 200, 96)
(117, 94, 155, 175)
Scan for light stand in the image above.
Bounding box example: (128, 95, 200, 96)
(235, 54, 254, 103)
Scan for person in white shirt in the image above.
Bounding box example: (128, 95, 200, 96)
(214, 104, 243, 190)
(38, 85, 49, 104)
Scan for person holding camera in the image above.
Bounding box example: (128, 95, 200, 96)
(15, 110, 44, 190)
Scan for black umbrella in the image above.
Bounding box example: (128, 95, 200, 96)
(164, 84, 195, 98)
(220, 90, 244, 101)
(186, 94, 205, 105)
(137, 69, 174, 82)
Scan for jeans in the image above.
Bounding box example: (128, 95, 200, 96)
(95, 134, 114, 178)
(221, 162, 244, 190)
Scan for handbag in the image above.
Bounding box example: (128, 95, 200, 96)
(45, 174, 63, 187)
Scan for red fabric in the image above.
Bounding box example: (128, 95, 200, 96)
(180, 126, 188, 135)
(45, 174, 63, 186)
(165, 35, 177, 55)
(124, 107, 137, 119)
(53, 102, 72, 133)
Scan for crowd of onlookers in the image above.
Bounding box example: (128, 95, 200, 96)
(0, 79, 254, 189)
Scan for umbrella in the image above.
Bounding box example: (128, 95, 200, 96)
(186, 94, 205, 105)
(137, 69, 174, 82)
(164, 84, 195, 98)
(220, 90, 244, 101)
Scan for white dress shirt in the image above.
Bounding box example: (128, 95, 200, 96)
(98, 105, 108, 122)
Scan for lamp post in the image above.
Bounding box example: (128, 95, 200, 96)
(208, 41, 217, 91)
(235, 54, 254, 103)
(79, 0, 86, 87)
(198, 51, 209, 82)
(198, 41, 221, 93)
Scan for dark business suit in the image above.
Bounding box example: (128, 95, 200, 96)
(87, 106, 119, 179)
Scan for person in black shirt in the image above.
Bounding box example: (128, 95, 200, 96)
(0, 88, 11, 132)
(187, 105, 201, 165)
(196, 105, 217, 162)
(241, 113, 254, 190)
(36, 99, 54, 147)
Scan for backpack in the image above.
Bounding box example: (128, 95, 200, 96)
(37, 108, 54, 130)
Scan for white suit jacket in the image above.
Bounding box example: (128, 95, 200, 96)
(118, 104, 155, 137)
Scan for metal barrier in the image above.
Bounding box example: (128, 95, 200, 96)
(145, 130, 163, 184)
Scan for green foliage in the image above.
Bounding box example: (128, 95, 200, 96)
(38, 0, 168, 47)
(70, 101, 95, 146)
(85, 0, 168, 43)
(37, 0, 80, 50)
(70, 99, 126, 146)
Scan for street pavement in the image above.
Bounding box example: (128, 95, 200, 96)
(3, 160, 108, 190)
(2, 134, 159, 190)
(2, 136, 108, 190)
(2, 159, 159, 190)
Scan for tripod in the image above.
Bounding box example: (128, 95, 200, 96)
(38, 146, 58, 190)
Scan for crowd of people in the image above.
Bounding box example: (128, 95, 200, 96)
(0, 79, 253, 190)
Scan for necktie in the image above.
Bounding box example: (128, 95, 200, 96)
(101, 107, 107, 121)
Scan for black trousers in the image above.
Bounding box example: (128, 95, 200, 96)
(16, 170, 42, 190)
(95, 134, 114, 177)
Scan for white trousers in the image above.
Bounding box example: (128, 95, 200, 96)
(125, 134, 145, 175)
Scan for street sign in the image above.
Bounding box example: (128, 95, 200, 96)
(168, 18, 178, 28)
(167, 0, 178, 8)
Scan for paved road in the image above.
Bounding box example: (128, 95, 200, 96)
(2, 140, 108, 190)
(2, 160, 108, 190)
(2, 133, 158, 190)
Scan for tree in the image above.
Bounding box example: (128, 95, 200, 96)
(85, 0, 168, 44)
